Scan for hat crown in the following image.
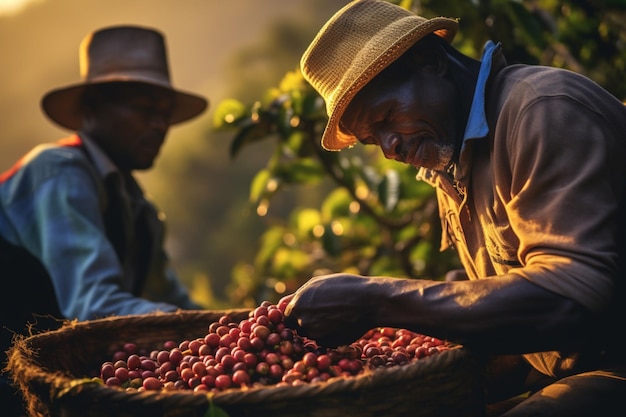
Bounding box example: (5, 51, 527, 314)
(302, 0, 419, 108)
(300, 0, 458, 151)
(79, 26, 171, 88)
(41, 25, 208, 131)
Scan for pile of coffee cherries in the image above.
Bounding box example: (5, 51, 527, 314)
(96, 301, 451, 393)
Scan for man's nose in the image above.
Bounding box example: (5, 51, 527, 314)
(379, 132, 402, 160)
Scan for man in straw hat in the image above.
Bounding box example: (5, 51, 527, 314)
(282, 0, 626, 415)
(0, 25, 208, 414)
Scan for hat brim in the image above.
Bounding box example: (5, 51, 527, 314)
(41, 80, 208, 131)
(320, 17, 458, 151)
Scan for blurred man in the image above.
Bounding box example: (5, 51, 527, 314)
(1, 25, 208, 415)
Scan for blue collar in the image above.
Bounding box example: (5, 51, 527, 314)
(461, 40, 499, 151)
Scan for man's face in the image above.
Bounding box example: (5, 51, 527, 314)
(81, 83, 175, 171)
(340, 63, 460, 171)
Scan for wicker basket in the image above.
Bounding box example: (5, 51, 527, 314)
(7, 310, 486, 417)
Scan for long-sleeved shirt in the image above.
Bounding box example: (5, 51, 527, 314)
(0, 134, 200, 356)
(418, 41, 626, 377)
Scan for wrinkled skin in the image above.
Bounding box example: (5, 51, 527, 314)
(339, 52, 459, 171)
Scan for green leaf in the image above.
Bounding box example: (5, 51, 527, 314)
(272, 247, 310, 276)
(285, 131, 306, 156)
(293, 208, 322, 236)
(255, 226, 288, 268)
(359, 165, 381, 191)
(249, 169, 272, 203)
(204, 394, 230, 417)
(275, 158, 326, 184)
(398, 0, 413, 11)
(278, 69, 307, 93)
(228, 118, 272, 159)
(56, 378, 102, 398)
(320, 188, 353, 219)
(212, 98, 246, 129)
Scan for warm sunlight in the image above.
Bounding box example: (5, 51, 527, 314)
(0, 0, 43, 15)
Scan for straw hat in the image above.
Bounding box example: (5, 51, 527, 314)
(300, 0, 458, 151)
(41, 25, 208, 131)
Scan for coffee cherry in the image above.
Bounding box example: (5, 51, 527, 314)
(232, 369, 251, 386)
(214, 374, 232, 390)
(95, 300, 452, 393)
(142, 376, 162, 390)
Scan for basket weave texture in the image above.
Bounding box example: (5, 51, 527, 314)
(8, 310, 486, 417)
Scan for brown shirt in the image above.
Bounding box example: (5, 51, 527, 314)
(418, 49, 626, 376)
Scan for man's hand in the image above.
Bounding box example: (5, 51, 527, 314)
(281, 273, 381, 347)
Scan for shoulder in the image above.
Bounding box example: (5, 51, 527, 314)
(494, 65, 624, 115)
(29, 139, 89, 166)
(3, 140, 94, 180)
(0, 139, 104, 199)
(489, 65, 626, 138)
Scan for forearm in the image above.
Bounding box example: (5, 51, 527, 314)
(376, 274, 592, 353)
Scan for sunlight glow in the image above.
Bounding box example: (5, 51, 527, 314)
(312, 225, 325, 238)
(349, 200, 361, 214)
(330, 220, 344, 236)
(0, 0, 43, 16)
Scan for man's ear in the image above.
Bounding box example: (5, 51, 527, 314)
(410, 42, 448, 76)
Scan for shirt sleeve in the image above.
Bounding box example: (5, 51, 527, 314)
(5, 148, 186, 320)
(501, 93, 623, 313)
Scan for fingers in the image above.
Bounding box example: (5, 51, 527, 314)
(280, 293, 300, 330)
(279, 293, 317, 342)
(278, 293, 294, 312)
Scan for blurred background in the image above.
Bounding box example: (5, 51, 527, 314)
(2, 0, 625, 310)
(0, 0, 352, 307)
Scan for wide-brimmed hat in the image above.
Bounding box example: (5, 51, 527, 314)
(300, 0, 458, 151)
(41, 25, 208, 131)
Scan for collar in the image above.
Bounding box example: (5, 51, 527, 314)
(417, 41, 501, 190)
(79, 134, 119, 180)
(79, 134, 146, 203)
(460, 40, 500, 152)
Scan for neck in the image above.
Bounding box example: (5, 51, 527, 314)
(444, 48, 482, 163)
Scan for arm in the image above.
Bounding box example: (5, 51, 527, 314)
(283, 272, 592, 352)
(8, 150, 185, 320)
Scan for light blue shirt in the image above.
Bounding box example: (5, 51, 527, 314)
(0, 135, 199, 322)
(461, 40, 499, 149)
